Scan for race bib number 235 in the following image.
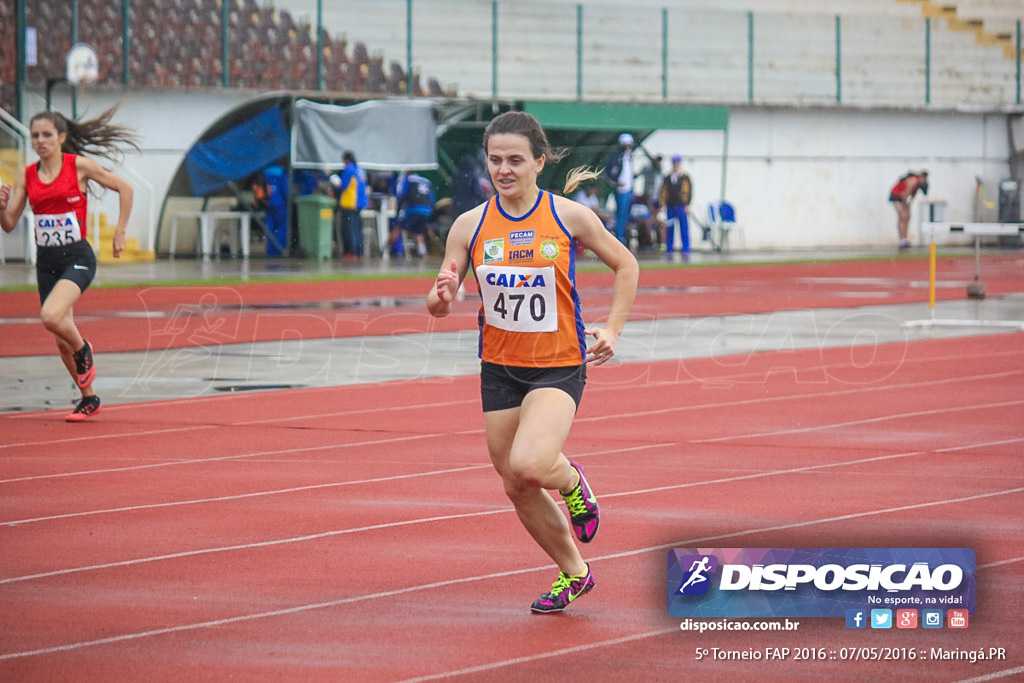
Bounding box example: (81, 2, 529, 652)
(34, 212, 83, 247)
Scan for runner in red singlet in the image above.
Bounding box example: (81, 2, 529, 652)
(0, 107, 136, 421)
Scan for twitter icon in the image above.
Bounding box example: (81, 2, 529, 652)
(871, 609, 893, 629)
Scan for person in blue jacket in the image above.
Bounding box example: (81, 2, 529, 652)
(337, 151, 369, 258)
(391, 172, 436, 258)
(262, 164, 289, 256)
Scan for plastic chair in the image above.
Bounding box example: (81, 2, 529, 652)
(706, 200, 744, 252)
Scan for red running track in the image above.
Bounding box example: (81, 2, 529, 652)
(1, 329, 1023, 681)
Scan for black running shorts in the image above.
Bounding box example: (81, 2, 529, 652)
(36, 240, 97, 304)
(480, 361, 586, 413)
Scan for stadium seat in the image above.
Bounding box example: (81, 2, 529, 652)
(706, 200, 745, 252)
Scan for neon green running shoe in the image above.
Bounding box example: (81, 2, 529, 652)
(530, 565, 595, 613)
(561, 461, 599, 543)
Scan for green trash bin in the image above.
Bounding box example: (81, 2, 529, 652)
(295, 194, 336, 260)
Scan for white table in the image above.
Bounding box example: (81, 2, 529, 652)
(170, 211, 251, 259)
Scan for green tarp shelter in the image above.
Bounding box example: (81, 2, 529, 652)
(434, 100, 730, 198)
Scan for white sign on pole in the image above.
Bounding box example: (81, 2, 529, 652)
(66, 43, 99, 85)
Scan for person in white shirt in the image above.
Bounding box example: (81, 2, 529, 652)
(604, 133, 635, 245)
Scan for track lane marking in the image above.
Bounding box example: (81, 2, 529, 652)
(3, 439, 1020, 583)
(2, 368, 1018, 482)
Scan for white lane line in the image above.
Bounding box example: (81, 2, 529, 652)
(2, 358, 1017, 452)
(0, 433, 448, 485)
(604, 437, 1024, 500)
(395, 628, 681, 683)
(2, 368, 1017, 484)
(0, 398, 477, 451)
(2, 444, 1020, 584)
(0, 443, 662, 526)
(692, 399, 1024, 444)
(954, 667, 1024, 683)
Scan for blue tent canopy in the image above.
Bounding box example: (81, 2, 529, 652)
(184, 106, 290, 196)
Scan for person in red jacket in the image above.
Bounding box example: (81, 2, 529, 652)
(0, 106, 136, 421)
(889, 170, 928, 250)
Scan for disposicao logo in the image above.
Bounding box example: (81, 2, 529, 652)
(675, 555, 718, 596)
(667, 548, 975, 619)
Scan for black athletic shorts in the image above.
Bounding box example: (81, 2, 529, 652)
(480, 361, 587, 413)
(36, 240, 97, 304)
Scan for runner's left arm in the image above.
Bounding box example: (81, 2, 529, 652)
(77, 156, 134, 257)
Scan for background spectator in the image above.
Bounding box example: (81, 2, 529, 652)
(450, 153, 492, 219)
(604, 132, 635, 245)
(391, 172, 436, 258)
(262, 164, 289, 257)
(337, 151, 369, 259)
(573, 182, 613, 230)
(661, 155, 692, 254)
(889, 170, 928, 250)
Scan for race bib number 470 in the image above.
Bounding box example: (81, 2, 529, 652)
(34, 212, 83, 246)
(476, 265, 557, 333)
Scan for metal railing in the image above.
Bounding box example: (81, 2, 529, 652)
(7, 1, 1022, 116)
(0, 108, 30, 263)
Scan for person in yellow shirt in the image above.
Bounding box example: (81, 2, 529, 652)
(427, 111, 638, 613)
(337, 151, 368, 258)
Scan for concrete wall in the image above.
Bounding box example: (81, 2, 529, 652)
(641, 107, 1011, 249)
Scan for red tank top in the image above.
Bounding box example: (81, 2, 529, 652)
(469, 191, 586, 367)
(25, 153, 88, 246)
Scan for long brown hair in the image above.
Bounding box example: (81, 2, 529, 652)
(31, 104, 139, 163)
(482, 111, 601, 194)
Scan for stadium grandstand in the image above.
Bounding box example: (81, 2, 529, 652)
(1, 0, 1022, 261)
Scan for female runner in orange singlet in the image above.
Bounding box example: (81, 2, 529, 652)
(427, 111, 639, 612)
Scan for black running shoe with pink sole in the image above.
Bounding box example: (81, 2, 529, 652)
(66, 395, 101, 422)
(73, 340, 95, 387)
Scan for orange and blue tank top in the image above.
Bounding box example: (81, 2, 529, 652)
(469, 190, 586, 367)
(25, 153, 88, 246)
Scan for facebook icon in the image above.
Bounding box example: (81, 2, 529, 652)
(846, 609, 867, 629)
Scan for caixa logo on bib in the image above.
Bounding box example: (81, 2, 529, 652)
(667, 548, 975, 618)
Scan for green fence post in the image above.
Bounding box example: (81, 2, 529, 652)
(121, 0, 130, 84)
(721, 125, 730, 200)
(407, 0, 414, 94)
(71, 0, 78, 117)
(222, 0, 229, 87)
(747, 11, 754, 103)
(317, 0, 324, 91)
(492, 1, 498, 98)
(925, 17, 931, 105)
(1017, 20, 1021, 105)
(835, 15, 842, 103)
(16, 0, 25, 119)
(576, 4, 583, 100)
(662, 8, 668, 101)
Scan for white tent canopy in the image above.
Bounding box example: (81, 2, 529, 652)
(290, 98, 439, 172)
